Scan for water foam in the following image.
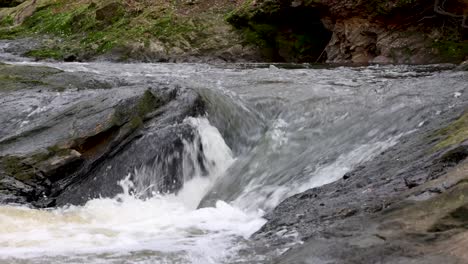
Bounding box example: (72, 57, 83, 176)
(0, 118, 266, 263)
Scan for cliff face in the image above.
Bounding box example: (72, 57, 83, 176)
(228, 0, 468, 63)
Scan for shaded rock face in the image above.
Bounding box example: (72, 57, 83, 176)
(0, 0, 24, 8)
(0, 63, 205, 207)
(324, 18, 440, 64)
(227, 1, 332, 62)
(229, 0, 468, 64)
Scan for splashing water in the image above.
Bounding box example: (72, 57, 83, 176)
(0, 58, 466, 263)
(0, 118, 265, 264)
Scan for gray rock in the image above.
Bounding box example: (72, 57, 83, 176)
(255, 106, 468, 263)
(456, 60, 468, 71)
(0, 63, 206, 207)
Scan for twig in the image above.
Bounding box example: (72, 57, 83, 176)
(434, 0, 463, 18)
(315, 46, 327, 63)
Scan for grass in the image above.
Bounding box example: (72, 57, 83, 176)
(0, 0, 241, 60)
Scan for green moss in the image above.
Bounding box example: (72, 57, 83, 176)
(25, 48, 64, 60)
(128, 116, 144, 130)
(136, 90, 161, 118)
(0, 25, 22, 39)
(433, 40, 468, 62)
(0, 74, 45, 91)
(2, 156, 35, 181)
(0, 0, 242, 60)
(0, 15, 14, 27)
(434, 112, 468, 150)
(111, 90, 161, 128)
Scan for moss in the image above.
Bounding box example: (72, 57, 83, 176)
(0, 0, 244, 60)
(2, 156, 35, 181)
(434, 112, 468, 150)
(136, 90, 161, 118)
(25, 48, 65, 60)
(150, 13, 199, 42)
(128, 116, 144, 130)
(433, 40, 468, 62)
(111, 90, 161, 128)
(0, 15, 14, 27)
(0, 64, 62, 91)
(0, 74, 45, 91)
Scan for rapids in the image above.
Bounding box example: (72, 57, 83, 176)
(0, 52, 466, 263)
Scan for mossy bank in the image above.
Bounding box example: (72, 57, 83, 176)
(0, 0, 261, 62)
(0, 0, 467, 63)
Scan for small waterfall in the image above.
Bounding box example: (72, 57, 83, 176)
(0, 59, 465, 263)
(0, 117, 265, 263)
(132, 117, 235, 208)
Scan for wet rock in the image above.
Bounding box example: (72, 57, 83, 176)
(0, 63, 206, 207)
(256, 104, 468, 263)
(457, 60, 468, 71)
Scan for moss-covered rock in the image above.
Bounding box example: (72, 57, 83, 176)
(0, 63, 60, 91)
(0, 0, 260, 62)
(434, 112, 468, 150)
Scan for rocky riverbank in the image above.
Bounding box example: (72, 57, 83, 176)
(0, 0, 466, 63)
(0, 0, 260, 62)
(0, 59, 466, 263)
(255, 97, 468, 263)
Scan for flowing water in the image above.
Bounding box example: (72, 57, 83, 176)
(0, 50, 467, 263)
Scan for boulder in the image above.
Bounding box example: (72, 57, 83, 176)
(0, 63, 206, 207)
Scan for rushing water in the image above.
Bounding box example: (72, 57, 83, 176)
(0, 50, 467, 263)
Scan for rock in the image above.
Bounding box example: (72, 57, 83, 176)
(226, 0, 467, 64)
(371, 55, 393, 64)
(255, 104, 468, 263)
(95, 2, 124, 26)
(457, 60, 468, 71)
(0, 63, 206, 207)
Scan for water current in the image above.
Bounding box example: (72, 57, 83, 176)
(0, 49, 467, 263)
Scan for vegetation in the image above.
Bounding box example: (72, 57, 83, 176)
(434, 112, 468, 150)
(0, 0, 242, 61)
(0, 0, 465, 62)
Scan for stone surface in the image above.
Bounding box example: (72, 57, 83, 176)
(227, 0, 467, 64)
(0, 63, 206, 207)
(255, 104, 468, 263)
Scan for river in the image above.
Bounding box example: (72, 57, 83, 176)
(0, 52, 467, 263)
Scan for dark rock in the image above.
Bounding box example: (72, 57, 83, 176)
(0, 63, 207, 207)
(95, 2, 124, 26)
(457, 61, 468, 71)
(227, 0, 467, 64)
(63, 54, 77, 62)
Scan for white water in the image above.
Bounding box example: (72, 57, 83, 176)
(0, 118, 265, 263)
(0, 58, 466, 263)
